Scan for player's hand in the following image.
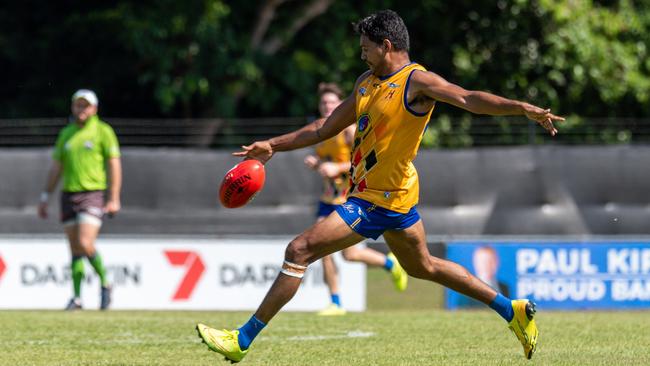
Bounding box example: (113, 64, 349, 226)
(104, 199, 121, 216)
(304, 155, 319, 169)
(318, 162, 341, 178)
(233, 141, 274, 164)
(522, 103, 564, 136)
(38, 202, 48, 219)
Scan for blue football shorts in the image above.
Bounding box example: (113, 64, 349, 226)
(316, 201, 338, 218)
(334, 197, 420, 240)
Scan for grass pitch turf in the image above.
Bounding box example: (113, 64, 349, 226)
(1, 268, 649, 365)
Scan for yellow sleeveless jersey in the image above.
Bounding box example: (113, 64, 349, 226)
(315, 131, 351, 205)
(349, 63, 434, 213)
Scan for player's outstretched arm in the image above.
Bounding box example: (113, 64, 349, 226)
(234, 80, 364, 163)
(410, 70, 564, 136)
(235, 72, 371, 163)
(270, 95, 356, 152)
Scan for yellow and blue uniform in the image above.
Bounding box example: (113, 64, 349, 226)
(335, 63, 434, 239)
(314, 131, 351, 217)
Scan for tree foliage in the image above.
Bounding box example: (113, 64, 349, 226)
(1, 0, 649, 128)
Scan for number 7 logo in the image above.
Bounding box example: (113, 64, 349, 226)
(164, 250, 205, 300)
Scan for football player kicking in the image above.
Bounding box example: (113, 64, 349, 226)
(197, 9, 562, 363)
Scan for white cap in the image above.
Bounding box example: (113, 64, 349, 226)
(71, 89, 98, 106)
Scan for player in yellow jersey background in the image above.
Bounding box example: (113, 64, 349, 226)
(304, 82, 408, 316)
(197, 9, 563, 362)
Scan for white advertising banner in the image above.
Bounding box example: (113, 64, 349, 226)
(0, 237, 366, 311)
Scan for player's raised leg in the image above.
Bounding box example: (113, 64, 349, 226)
(382, 220, 538, 359)
(196, 211, 365, 363)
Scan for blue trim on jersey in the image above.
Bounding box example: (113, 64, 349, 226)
(422, 121, 430, 135)
(378, 62, 415, 81)
(334, 197, 420, 240)
(404, 69, 433, 117)
(316, 201, 338, 218)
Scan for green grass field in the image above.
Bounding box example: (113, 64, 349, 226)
(2, 269, 650, 365)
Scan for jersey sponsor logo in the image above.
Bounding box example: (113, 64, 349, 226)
(357, 114, 370, 132)
(359, 87, 367, 96)
(164, 250, 205, 301)
(341, 203, 356, 214)
(384, 192, 391, 199)
(84, 140, 94, 149)
(357, 207, 369, 221)
(388, 82, 400, 88)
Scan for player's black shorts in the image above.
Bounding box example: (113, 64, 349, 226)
(60, 190, 105, 224)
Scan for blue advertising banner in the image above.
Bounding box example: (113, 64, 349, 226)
(446, 241, 650, 310)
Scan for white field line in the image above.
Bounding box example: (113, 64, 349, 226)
(277, 330, 376, 342)
(4, 330, 376, 346)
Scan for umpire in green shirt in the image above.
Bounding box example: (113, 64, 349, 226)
(38, 89, 122, 311)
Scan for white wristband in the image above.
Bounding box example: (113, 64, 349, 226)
(40, 192, 50, 203)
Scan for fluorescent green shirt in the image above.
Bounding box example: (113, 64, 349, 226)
(53, 115, 121, 192)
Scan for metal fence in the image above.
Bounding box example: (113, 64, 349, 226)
(0, 117, 310, 148)
(1, 116, 649, 148)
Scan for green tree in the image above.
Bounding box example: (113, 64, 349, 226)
(1, 0, 649, 137)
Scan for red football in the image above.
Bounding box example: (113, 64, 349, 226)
(219, 160, 266, 208)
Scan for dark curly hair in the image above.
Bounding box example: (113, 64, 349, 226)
(353, 9, 410, 52)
